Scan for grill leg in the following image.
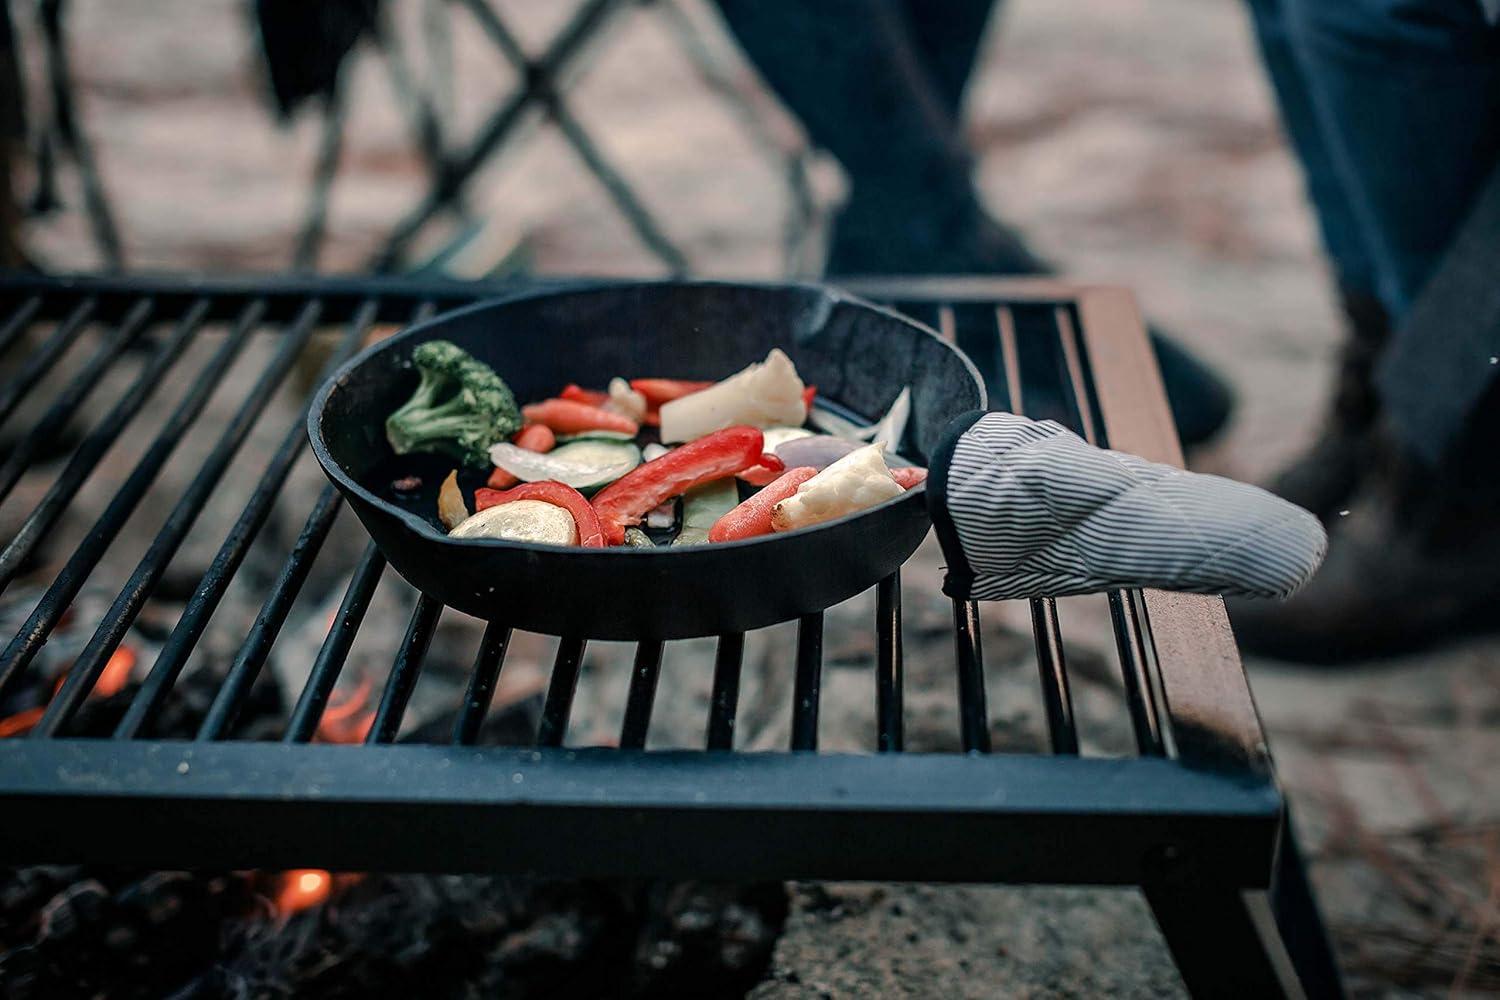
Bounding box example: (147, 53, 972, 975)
(1144, 826, 1343, 999)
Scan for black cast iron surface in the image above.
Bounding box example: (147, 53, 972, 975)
(0, 272, 1282, 890)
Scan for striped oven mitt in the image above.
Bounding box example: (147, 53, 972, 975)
(925, 411, 1327, 602)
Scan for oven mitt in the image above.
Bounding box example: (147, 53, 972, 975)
(925, 411, 1327, 601)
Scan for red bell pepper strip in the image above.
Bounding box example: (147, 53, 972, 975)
(802, 385, 817, 410)
(737, 452, 786, 487)
(709, 466, 818, 542)
(591, 426, 768, 544)
(473, 481, 606, 548)
(487, 423, 557, 489)
(891, 466, 928, 489)
(560, 383, 609, 407)
(522, 398, 639, 436)
(629, 378, 713, 407)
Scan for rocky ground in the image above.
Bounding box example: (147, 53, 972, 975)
(8, 0, 1500, 995)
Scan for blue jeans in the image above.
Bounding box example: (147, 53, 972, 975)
(1248, 0, 1500, 318)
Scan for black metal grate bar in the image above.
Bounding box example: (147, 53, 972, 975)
(0, 299, 264, 593)
(0, 296, 96, 429)
(537, 636, 587, 747)
(953, 599, 991, 753)
(1030, 598, 1079, 754)
(1109, 590, 1167, 756)
(195, 486, 344, 741)
(0, 299, 299, 704)
(618, 639, 664, 750)
(705, 633, 743, 750)
(368, 595, 444, 744)
(0, 297, 154, 499)
(452, 620, 512, 746)
(0, 295, 43, 356)
(997, 305, 1079, 756)
(0, 298, 208, 505)
(111, 301, 380, 737)
(790, 612, 823, 751)
(281, 543, 387, 743)
(30, 301, 359, 736)
(875, 572, 904, 752)
(1054, 304, 1161, 756)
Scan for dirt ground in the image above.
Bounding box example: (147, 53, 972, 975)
(10, 0, 1500, 996)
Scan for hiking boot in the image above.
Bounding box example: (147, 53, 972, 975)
(1227, 431, 1500, 663)
(1267, 287, 1390, 520)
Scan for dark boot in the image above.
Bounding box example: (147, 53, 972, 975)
(1227, 430, 1500, 664)
(1267, 287, 1390, 520)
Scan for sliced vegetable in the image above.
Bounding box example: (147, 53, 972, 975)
(386, 340, 522, 466)
(770, 443, 902, 533)
(591, 426, 768, 544)
(658, 348, 806, 443)
(891, 466, 928, 489)
(560, 383, 609, 407)
(806, 385, 911, 451)
(739, 428, 809, 486)
(556, 429, 637, 444)
(623, 527, 655, 548)
(473, 481, 606, 547)
(709, 466, 818, 542)
(671, 478, 741, 547)
(488, 422, 557, 489)
(641, 442, 670, 461)
(802, 385, 817, 410)
(437, 469, 469, 531)
(630, 378, 713, 406)
(775, 435, 861, 471)
(489, 439, 642, 492)
(523, 398, 640, 436)
(450, 500, 577, 546)
(607, 377, 648, 423)
(645, 498, 677, 529)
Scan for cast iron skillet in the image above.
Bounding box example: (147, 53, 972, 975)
(310, 281, 984, 640)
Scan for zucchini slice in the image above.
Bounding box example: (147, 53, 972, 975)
(449, 499, 578, 545)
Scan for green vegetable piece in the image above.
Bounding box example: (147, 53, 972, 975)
(385, 340, 521, 467)
(671, 477, 740, 547)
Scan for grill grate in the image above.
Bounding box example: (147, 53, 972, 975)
(0, 272, 1276, 885)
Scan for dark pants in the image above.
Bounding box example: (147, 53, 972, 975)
(1249, 0, 1500, 466)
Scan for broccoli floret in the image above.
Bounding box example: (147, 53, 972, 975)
(385, 340, 521, 466)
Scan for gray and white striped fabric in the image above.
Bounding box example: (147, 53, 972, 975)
(927, 412, 1327, 602)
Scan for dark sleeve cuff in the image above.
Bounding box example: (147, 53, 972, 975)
(925, 409, 985, 600)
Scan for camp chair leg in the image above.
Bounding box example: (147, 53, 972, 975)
(1144, 831, 1343, 999)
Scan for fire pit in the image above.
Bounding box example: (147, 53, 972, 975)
(0, 273, 1341, 997)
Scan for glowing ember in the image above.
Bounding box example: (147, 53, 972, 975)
(94, 646, 137, 698)
(275, 869, 333, 914)
(316, 674, 375, 744)
(0, 705, 44, 738)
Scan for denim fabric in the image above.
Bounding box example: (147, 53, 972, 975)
(1249, 0, 1500, 316)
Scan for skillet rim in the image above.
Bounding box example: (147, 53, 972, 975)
(307, 279, 986, 557)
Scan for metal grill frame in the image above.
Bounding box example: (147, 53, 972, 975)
(0, 273, 1340, 997)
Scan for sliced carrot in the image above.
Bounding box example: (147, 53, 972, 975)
(708, 466, 818, 543)
(560, 383, 610, 407)
(522, 398, 639, 436)
(630, 378, 714, 407)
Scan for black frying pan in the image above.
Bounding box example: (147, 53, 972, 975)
(309, 282, 984, 640)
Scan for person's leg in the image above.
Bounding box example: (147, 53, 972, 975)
(1229, 1, 1500, 662)
(900, 0, 1001, 118)
(1283, 0, 1500, 317)
(717, 0, 1234, 446)
(1246, 0, 1391, 517)
(714, 0, 1046, 275)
